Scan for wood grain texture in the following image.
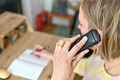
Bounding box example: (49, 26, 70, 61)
(0, 12, 34, 36)
(0, 31, 75, 80)
(0, 11, 76, 80)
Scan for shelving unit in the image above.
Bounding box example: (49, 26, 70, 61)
(0, 12, 34, 51)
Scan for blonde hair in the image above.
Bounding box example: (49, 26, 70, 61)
(82, 0, 120, 60)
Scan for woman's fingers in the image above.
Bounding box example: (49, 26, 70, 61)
(67, 36, 88, 59)
(62, 35, 81, 52)
(56, 40, 65, 55)
(33, 45, 44, 54)
(34, 51, 41, 56)
(54, 38, 70, 56)
(33, 45, 44, 57)
(54, 34, 81, 58)
(33, 45, 43, 51)
(54, 42, 59, 55)
(72, 49, 89, 68)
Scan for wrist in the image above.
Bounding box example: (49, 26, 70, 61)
(51, 73, 68, 80)
(48, 52, 54, 61)
(51, 76, 66, 80)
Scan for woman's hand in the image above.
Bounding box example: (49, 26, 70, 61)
(51, 35, 89, 80)
(33, 45, 53, 61)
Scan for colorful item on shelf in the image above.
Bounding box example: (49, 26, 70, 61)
(36, 11, 48, 31)
(5, 24, 27, 45)
(4, 37, 11, 48)
(0, 35, 4, 39)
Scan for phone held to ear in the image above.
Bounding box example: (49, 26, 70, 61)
(69, 29, 101, 57)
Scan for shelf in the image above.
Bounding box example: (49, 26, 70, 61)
(0, 11, 34, 50)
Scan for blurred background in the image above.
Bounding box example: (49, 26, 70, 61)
(0, 0, 83, 37)
(0, 0, 84, 79)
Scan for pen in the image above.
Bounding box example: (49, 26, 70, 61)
(37, 46, 50, 51)
(31, 46, 50, 55)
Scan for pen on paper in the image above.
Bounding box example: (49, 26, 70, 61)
(31, 46, 50, 55)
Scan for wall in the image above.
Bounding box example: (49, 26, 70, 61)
(21, 0, 82, 29)
(44, 0, 75, 27)
(0, 0, 6, 13)
(21, 0, 44, 29)
(44, 0, 83, 27)
(0, 0, 22, 14)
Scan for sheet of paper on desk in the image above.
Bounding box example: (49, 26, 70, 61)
(7, 49, 49, 80)
(19, 49, 49, 66)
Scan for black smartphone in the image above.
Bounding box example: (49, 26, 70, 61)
(69, 29, 101, 57)
(0, 48, 2, 54)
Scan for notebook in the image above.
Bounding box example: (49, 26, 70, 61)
(7, 49, 49, 80)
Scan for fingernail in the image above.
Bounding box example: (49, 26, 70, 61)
(83, 36, 87, 41)
(77, 34, 81, 37)
(85, 50, 89, 54)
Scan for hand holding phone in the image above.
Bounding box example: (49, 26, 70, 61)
(69, 29, 101, 56)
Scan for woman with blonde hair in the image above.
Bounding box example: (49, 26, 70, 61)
(34, 0, 120, 79)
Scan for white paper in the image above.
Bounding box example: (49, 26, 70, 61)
(19, 49, 49, 66)
(7, 49, 49, 80)
(7, 59, 44, 80)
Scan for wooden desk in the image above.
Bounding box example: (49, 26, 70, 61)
(0, 31, 75, 80)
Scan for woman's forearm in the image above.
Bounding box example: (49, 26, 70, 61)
(43, 52, 53, 61)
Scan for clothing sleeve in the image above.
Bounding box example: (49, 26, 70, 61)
(74, 55, 94, 76)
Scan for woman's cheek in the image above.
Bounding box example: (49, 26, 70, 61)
(78, 24, 82, 30)
(78, 25, 84, 35)
(81, 29, 90, 35)
(78, 24, 89, 35)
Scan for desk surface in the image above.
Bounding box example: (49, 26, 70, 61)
(0, 31, 75, 80)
